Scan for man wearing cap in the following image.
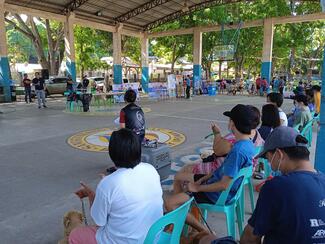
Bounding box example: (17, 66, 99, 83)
(241, 126, 325, 244)
(165, 104, 256, 233)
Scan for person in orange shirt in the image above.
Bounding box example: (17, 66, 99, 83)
(312, 85, 321, 116)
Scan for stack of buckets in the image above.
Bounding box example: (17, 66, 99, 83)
(207, 82, 217, 96)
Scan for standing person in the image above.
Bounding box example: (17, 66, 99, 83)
(120, 89, 145, 143)
(261, 77, 268, 95)
(255, 75, 262, 95)
(66, 75, 74, 93)
(70, 129, 163, 244)
(185, 75, 191, 99)
(278, 77, 285, 95)
(240, 126, 325, 244)
(22, 73, 32, 103)
(312, 85, 321, 116)
(32, 72, 47, 109)
(267, 92, 288, 126)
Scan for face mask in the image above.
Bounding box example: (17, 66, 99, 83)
(270, 150, 283, 176)
(228, 122, 234, 134)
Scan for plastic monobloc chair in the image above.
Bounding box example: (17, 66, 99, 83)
(143, 197, 193, 244)
(198, 166, 252, 239)
(301, 120, 313, 148)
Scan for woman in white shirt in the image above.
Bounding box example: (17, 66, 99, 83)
(70, 129, 163, 244)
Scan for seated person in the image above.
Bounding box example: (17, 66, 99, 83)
(69, 129, 163, 244)
(120, 89, 145, 143)
(258, 104, 281, 140)
(240, 126, 325, 244)
(306, 88, 315, 113)
(165, 104, 256, 233)
(292, 94, 312, 131)
(312, 85, 321, 116)
(267, 92, 288, 126)
(295, 81, 305, 95)
(177, 105, 263, 177)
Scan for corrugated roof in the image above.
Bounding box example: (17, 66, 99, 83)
(4, 0, 320, 31)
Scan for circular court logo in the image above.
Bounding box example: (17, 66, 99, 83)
(67, 127, 186, 152)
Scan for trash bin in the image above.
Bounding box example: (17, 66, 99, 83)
(10, 86, 16, 102)
(208, 85, 217, 96)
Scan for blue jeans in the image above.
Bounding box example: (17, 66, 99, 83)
(36, 90, 46, 107)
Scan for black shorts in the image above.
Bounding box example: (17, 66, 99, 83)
(189, 174, 214, 204)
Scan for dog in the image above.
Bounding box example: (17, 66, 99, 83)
(58, 210, 84, 244)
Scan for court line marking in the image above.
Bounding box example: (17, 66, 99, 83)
(149, 113, 228, 123)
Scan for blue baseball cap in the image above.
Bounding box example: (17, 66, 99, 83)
(256, 126, 309, 159)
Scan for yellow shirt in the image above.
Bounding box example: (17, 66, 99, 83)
(315, 91, 321, 114)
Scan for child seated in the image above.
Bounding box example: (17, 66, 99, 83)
(165, 105, 257, 233)
(177, 106, 263, 178)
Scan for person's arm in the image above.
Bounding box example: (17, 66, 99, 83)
(119, 110, 126, 129)
(240, 225, 262, 244)
(76, 182, 96, 207)
(211, 124, 232, 156)
(241, 181, 278, 244)
(194, 173, 213, 185)
(187, 175, 232, 193)
(315, 93, 321, 114)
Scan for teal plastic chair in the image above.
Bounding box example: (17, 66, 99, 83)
(198, 166, 252, 239)
(293, 124, 300, 132)
(301, 120, 313, 148)
(240, 146, 263, 220)
(144, 197, 194, 244)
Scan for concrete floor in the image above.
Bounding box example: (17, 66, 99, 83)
(0, 94, 316, 243)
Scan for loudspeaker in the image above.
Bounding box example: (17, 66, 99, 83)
(41, 69, 49, 79)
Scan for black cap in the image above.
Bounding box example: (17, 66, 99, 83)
(223, 104, 256, 134)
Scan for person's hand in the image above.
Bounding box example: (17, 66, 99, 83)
(186, 182, 199, 193)
(211, 123, 221, 135)
(75, 181, 95, 199)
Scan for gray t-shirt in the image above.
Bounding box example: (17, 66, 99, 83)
(293, 106, 312, 131)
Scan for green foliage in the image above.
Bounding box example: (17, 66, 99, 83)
(150, 0, 323, 78)
(6, 27, 34, 63)
(122, 36, 141, 65)
(74, 26, 112, 75)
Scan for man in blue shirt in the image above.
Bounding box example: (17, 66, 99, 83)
(165, 104, 256, 233)
(241, 126, 325, 244)
(185, 75, 191, 99)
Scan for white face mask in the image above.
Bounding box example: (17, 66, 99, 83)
(270, 150, 282, 173)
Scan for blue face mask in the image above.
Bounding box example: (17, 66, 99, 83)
(270, 151, 282, 176)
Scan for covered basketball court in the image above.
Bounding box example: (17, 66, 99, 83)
(1, 0, 325, 171)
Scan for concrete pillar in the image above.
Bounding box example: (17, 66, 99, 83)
(64, 12, 76, 83)
(315, 46, 325, 172)
(141, 33, 149, 92)
(261, 18, 274, 84)
(113, 29, 122, 84)
(0, 0, 11, 102)
(193, 29, 202, 88)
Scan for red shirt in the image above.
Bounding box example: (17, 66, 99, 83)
(119, 110, 126, 123)
(23, 78, 31, 88)
(261, 79, 268, 87)
(256, 78, 262, 87)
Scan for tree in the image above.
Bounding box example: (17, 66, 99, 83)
(5, 13, 64, 75)
(74, 26, 112, 78)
